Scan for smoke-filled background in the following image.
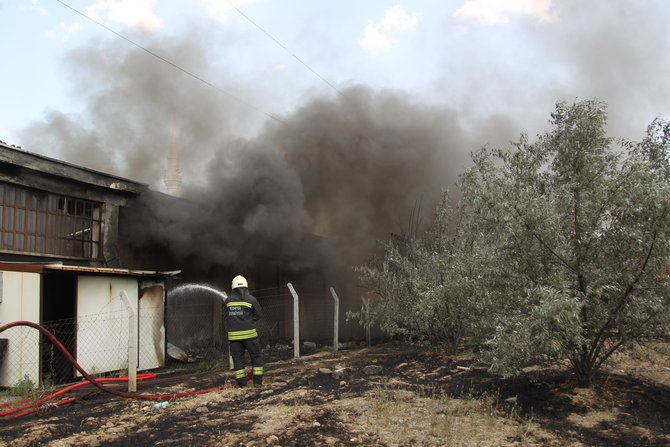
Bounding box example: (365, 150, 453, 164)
(2, 0, 669, 271)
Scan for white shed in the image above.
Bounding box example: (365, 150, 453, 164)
(0, 262, 179, 387)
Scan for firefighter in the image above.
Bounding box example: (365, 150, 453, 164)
(225, 275, 264, 387)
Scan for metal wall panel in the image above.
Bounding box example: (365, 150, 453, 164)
(138, 283, 165, 370)
(0, 271, 40, 387)
(77, 276, 138, 375)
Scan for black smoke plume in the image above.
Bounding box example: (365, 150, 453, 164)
(17, 31, 486, 273)
(17, 1, 669, 274)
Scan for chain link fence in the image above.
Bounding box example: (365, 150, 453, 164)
(0, 282, 357, 389)
(165, 284, 317, 363)
(165, 295, 290, 364)
(1, 303, 166, 389)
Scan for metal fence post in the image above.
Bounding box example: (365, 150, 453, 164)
(329, 287, 339, 353)
(287, 283, 299, 359)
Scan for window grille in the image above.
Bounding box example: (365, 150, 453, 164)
(0, 182, 103, 259)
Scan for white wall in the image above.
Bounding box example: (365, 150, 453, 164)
(0, 271, 41, 387)
(77, 276, 138, 375)
(0, 273, 166, 384)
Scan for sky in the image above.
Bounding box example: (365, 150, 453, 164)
(1, 1, 668, 173)
(1, 0, 669, 270)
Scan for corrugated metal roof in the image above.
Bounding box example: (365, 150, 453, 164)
(0, 262, 180, 277)
(44, 264, 181, 277)
(0, 142, 148, 194)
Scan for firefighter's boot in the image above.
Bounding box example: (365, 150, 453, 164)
(252, 366, 263, 387)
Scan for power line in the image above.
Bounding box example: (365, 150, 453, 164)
(225, 0, 344, 97)
(54, 0, 284, 123)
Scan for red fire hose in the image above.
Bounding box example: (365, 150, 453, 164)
(0, 321, 251, 420)
(0, 373, 158, 420)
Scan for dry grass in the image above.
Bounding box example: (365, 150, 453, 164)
(2, 342, 670, 446)
(338, 381, 541, 446)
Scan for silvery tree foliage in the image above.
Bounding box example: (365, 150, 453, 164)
(459, 99, 670, 387)
(353, 193, 493, 353)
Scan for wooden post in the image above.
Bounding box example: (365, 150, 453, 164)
(287, 283, 300, 358)
(329, 287, 339, 353)
(119, 290, 137, 392)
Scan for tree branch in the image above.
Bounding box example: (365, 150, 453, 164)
(587, 216, 663, 362)
(514, 205, 578, 274)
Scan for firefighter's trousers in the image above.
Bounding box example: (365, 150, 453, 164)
(230, 337, 264, 386)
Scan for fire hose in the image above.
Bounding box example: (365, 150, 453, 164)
(0, 321, 251, 420)
(0, 373, 158, 420)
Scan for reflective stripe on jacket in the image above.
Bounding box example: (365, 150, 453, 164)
(225, 287, 262, 341)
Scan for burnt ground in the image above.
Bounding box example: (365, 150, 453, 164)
(0, 341, 669, 446)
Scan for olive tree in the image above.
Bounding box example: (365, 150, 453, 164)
(460, 99, 670, 386)
(353, 193, 492, 352)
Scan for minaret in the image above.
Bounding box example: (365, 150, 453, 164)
(163, 127, 182, 196)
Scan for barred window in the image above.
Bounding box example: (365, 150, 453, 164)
(0, 182, 103, 259)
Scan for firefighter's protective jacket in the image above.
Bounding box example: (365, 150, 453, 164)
(225, 287, 262, 341)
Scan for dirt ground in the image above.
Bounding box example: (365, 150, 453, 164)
(1, 341, 669, 446)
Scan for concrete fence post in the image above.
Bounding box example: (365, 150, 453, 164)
(287, 283, 300, 359)
(119, 290, 137, 392)
(329, 287, 339, 353)
(362, 296, 371, 347)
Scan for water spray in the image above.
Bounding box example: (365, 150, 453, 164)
(169, 283, 233, 368)
(170, 283, 228, 302)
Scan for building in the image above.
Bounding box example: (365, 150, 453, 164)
(0, 142, 177, 386)
(0, 141, 148, 267)
(0, 141, 364, 387)
(0, 262, 172, 387)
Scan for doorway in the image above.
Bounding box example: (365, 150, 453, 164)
(41, 273, 77, 384)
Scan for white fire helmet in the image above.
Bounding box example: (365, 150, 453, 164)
(232, 275, 248, 290)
